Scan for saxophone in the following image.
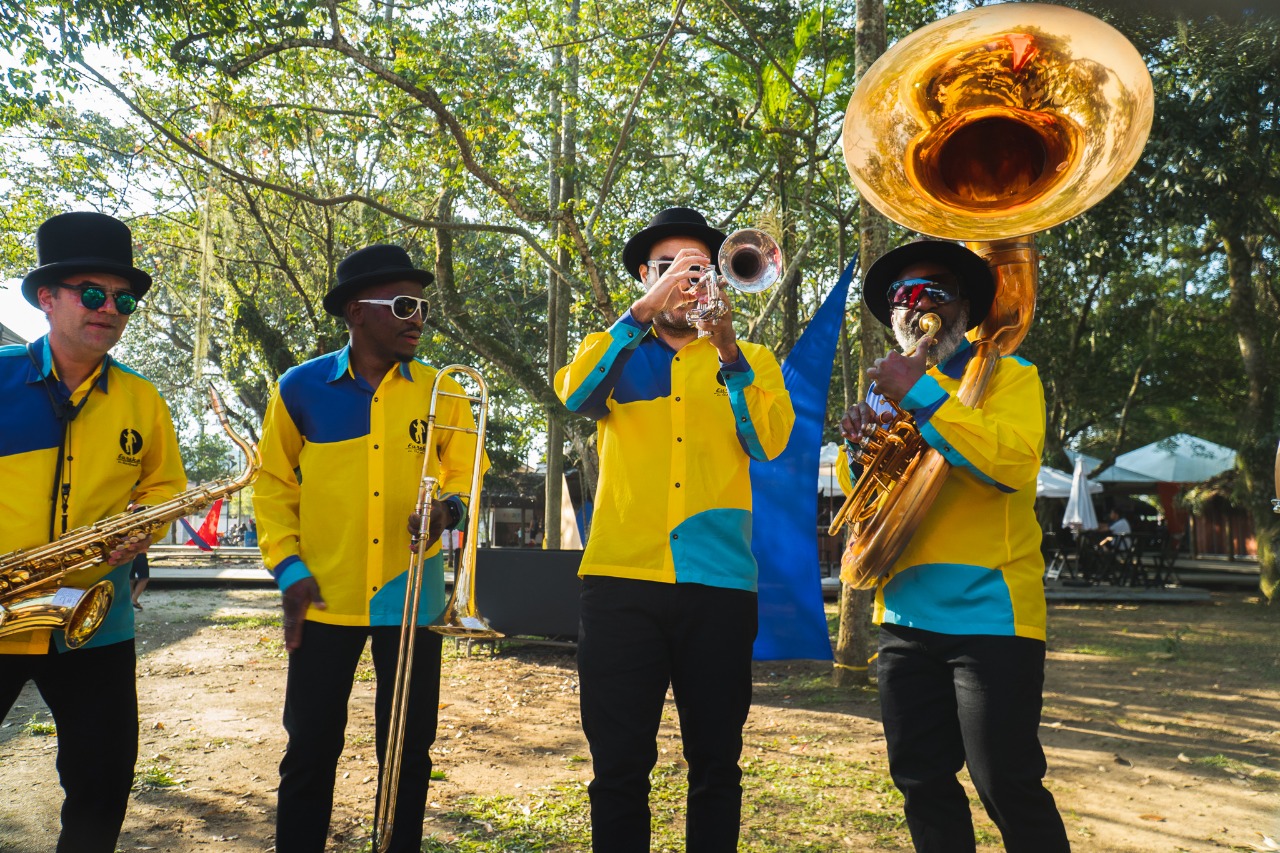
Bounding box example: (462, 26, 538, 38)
(0, 386, 260, 648)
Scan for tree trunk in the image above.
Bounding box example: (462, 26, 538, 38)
(834, 0, 888, 689)
(1221, 230, 1278, 599)
(544, 0, 580, 549)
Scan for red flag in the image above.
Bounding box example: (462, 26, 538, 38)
(182, 498, 223, 550)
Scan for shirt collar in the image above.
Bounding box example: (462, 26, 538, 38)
(25, 335, 113, 392)
(324, 344, 417, 384)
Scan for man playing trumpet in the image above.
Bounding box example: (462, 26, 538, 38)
(557, 207, 794, 852)
(838, 240, 1069, 852)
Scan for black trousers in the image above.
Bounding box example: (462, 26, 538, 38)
(877, 624, 1070, 853)
(276, 621, 443, 853)
(0, 640, 138, 853)
(578, 576, 758, 853)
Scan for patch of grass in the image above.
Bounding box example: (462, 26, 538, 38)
(209, 613, 281, 630)
(421, 784, 591, 852)
(23, 715, 56, 737)
(431, 769, 447, 781)
(1189, 754, 1251, 773)
(134, 763, 183, 789)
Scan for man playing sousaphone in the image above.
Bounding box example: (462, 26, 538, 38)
(0, 211, 186, 852)
(838, 240, 1069, 852)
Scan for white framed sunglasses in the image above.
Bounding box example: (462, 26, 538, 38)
(355, 295, 430, 320)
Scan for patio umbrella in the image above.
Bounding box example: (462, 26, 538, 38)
(1038, 465, 1103, 499)
(1112, 433, 1236, 483)
(1062, 455, 1099, 530)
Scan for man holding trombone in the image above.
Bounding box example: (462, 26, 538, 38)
(254, 244, 486, 853)
(556, 207, 794, 852)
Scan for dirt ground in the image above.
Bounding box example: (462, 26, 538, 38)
(0, 584, 1277, 852)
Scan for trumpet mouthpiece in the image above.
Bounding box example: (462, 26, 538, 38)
(919, 313, 941, 336)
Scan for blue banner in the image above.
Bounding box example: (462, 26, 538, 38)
(750, 258, 856, 661)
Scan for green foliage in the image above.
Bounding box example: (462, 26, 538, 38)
(1, 0, 1279, 588)
(22, 715, 56, 736)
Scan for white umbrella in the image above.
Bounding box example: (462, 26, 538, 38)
(1062, 455, 1099, 530)
(1037, 465, 1101, 499)
(1113, 433, 1236, 483)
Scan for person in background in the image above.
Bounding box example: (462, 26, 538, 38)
(0, 211, 186, 853)
(556, 207, 794, 852)
(1099, 508, 1132, 551)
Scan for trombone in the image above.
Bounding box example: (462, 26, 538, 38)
(374, 363, 499, 853)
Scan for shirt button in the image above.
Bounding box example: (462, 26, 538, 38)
(675, 483, 681, 488)
(675, 357, 680, 362)
(741, 417, 747, 422)
(373, 491, 380, 497)
(676, 437, 682, 442)
(374, 396, 379, 402)
(671, 533, 678, 540)
(373, 444, 379, 449)
(373, 538, 379, 544)
(372, 585, 379, 592)
(675, 396, 681, 402)
(598, 367, 605, 373)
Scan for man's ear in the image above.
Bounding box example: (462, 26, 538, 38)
(37, 285, 57, 314)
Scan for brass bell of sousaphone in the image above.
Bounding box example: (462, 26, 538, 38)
(832, 3, 1154, 587)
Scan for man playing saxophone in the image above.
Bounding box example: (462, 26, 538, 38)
(253, 244, 486, 853)
(0, 211, 186, 853)
(838, 240, 1069, 852)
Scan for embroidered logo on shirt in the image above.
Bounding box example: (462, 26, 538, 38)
(409, 419, 428, 444)
(407, 418, 428, 455)
(118, 428, 143, 467)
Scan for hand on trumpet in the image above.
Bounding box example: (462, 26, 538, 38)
(696, 287, 740, 364)
(630, 247, 709, 326)
(282, 576, 326, 652)
(407, 502, 450, 551)
(866, 335, 933, 402)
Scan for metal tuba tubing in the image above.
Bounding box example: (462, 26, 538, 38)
(375, 364, 496, 853)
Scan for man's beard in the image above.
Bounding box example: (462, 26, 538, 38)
(891, 305, 970, 367)
(654, 306, 696, 337)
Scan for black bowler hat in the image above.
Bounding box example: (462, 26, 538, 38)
(323, 244, 435, 317)
(21, 212, 153, 307)
(862, 240, 995, 331)
(621, 207, 727, 281)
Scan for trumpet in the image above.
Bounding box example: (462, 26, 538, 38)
(374, 363, 497, 853)
(686, 227, 784, 326)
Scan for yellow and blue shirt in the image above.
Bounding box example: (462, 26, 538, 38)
(0, 336, 186, 655)
(556, 311, 794, 591)
(839, 340, 1048, 639)
(255, 347, 488, 627)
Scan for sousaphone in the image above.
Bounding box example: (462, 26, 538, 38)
(832, 3, 1154, 587)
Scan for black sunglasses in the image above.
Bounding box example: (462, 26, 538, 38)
(888, 278, 962, 310)
(60, 284, 140, 315)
